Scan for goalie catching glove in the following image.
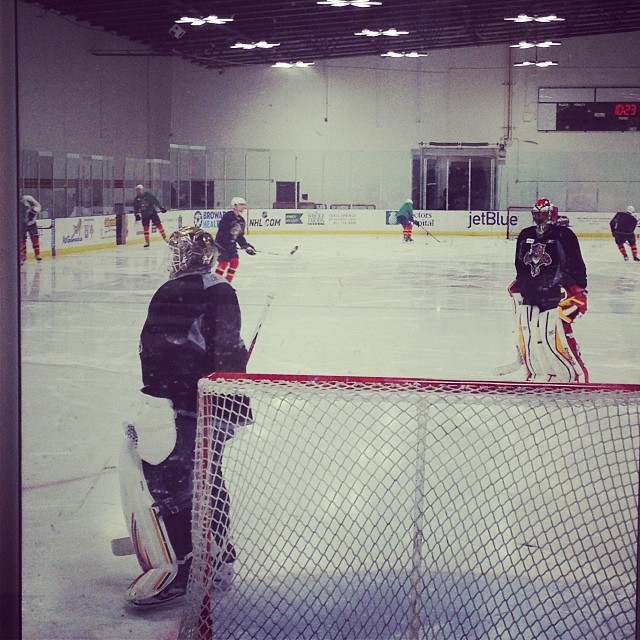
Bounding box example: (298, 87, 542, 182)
(507, 280, 523, 305)
(558, 285, 587, 323)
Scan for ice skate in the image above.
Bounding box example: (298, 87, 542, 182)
(130, 561, 190, 608)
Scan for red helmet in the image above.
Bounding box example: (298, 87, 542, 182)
(531, 198, 555, 234)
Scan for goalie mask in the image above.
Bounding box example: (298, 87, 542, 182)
(167, 227, 217, 278)
(531, 198, 555, 236)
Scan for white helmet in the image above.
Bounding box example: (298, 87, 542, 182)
(231, 197, 247, 207)
(135, 184, 144, 191)
(626, 205, 636, 214)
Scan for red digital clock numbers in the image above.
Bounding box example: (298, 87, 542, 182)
(614, 103, 638, 117)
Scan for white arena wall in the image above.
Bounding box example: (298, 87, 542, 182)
(30, 209, 621, 258)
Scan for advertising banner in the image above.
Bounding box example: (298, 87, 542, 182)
(33, 209, 621, 258)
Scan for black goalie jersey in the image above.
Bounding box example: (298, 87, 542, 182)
(139, 271, 248, 412)
(514, 225, 587, 312)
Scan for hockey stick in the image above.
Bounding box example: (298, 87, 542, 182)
(247, 292, 274, 361)
(493, 353, 523, 376)
(414, 223, 441, 243)
(250, 245, 299, 257)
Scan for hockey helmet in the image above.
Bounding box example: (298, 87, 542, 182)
(167, 226, 217, 278)
(627, 205, 636, 214)
(531, 197, 555, 235)
(231, 196, 247, 208)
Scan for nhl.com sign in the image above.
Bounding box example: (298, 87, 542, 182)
(248, 211, 282, 228)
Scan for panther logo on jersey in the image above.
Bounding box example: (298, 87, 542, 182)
(523, 242, 552, 277)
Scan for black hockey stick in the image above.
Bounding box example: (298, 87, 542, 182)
(414, 222, 441, 243)
(247, 293, 274, 361)
(250, 245, 299, 256)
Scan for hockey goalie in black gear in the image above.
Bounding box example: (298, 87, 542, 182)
(120, 226, 251, 607)
(610, 205, 639, 262)
(509, 198, 589, 383)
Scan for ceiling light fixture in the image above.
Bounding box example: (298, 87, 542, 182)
(231, 41, 280, 49)
(510, 40, 561, 49)
(317, 0, 382, 7)
(175, 15, 233, 26)
(513, 60, 559, 67)
(355, 28, 408, 37)
(382, 51, 427, 58)
(271, 61, 315, 68)
(504, 14, 564, 23)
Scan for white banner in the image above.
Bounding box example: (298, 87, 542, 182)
(31, 209, 623, 258)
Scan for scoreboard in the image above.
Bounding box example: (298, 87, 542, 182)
(556, 102, 639, 131)
(538, 87, 640, 132)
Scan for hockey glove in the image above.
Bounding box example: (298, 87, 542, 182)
(507, 280, 523, 305)
(245, 245, 257, 256)
(558, 285, 587, 323)
(412, 219, 420, 226)
(134, 213, 141, 222)
(160, 207, 167, 213)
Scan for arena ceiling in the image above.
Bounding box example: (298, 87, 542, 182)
(22, 0, 640, 70)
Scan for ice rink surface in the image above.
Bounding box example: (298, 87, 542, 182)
(20, 233, 640, 639)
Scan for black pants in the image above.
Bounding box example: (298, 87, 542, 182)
(142, 414, 234, 563)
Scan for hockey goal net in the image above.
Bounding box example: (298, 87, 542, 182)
(178, 373, 640, 640)
(506, 205, 534, 239)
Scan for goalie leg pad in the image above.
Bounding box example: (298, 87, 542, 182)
(518, 306, 587, 383)
(119, 426, 180, 603)
(515, 304, 537, 380)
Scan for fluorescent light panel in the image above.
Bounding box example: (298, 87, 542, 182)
(504, 14, 564, 23)
(382, 51, 427, 58)
(272, 61, 315, 68)
(175, 15, 233, 26)
(355, 28, 408, 37)
(317, 0, 382, 7)
(231, 41, 280, 49)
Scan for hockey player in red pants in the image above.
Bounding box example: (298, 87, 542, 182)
(509, 198, 589, 383)
(609, 205, 639, 262)
(119, 227, 251, 607)
(390, 198, 416, 242)
(20, 195, 42, 263)
(133, 184, 168, 247)
(214, 197, 256, 282)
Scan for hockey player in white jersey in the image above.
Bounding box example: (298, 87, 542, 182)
(118, 227, 251, 607)
(508, 198, 589, 383)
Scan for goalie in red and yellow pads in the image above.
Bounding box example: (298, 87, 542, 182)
(508, 198, 589, 383)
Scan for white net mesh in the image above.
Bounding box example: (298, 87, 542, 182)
(178, 374, 639, 640)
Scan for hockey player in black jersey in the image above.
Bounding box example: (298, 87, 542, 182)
(215, 197, 257, 282)
(133, 184, 168, 247)
(609, 205, 639, 262)
(508, 198, 589, 383)
(120, 226, 250, 607)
